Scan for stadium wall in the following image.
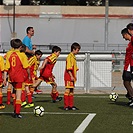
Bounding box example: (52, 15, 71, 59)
(0, 6, 133, 51)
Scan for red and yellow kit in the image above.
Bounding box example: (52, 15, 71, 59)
(124, 42, 133, 71)
(28, 55, 40, 80)
(5, 49, 29, 88)
(64, 52, 79, 88)
(40, 53, 57, 84)
(0, 56, 5, 87)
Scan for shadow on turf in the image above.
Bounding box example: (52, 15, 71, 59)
(58, 106, 65, 110)
(108, 101, 129, 107)
(35, 100, 51, 103)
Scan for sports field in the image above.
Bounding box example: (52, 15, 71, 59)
(0, 93, 133, 133)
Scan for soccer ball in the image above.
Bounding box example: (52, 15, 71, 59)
(109, 92, 118, 102)
(33, 106, 45, 117)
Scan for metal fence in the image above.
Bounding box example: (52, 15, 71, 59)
(0, 50, 126, 94)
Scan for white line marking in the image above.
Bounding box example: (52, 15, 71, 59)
(0, 111, 91, 115)
(74, 113, 96, 133)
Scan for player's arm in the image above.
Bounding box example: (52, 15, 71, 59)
(25, 47, 35, 55)
(68, 70, 75, 81)
(38, 58, 48, 70)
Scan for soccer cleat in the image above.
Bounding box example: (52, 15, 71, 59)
(56, 97, 62, 102)
(0, 104, 5, 109)
(21, 101, 27, 107)
(69, 106, 79, 110)
(34, 89, 42, 94)
(13, 113, 22, 119)
(64, 107, 69, 111)
(24, 103, 34, 108)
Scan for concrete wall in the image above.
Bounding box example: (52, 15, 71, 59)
(0, 6, 133, 51)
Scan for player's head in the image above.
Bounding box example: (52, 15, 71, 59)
(126, 23, 133, 35)
(35, 50, 43, 60)
(52, 46, 61, 57)
(121, 28, 131, 41)
(20, 44, 26, 53)
(12, 39, 23, 49)
(26, 26, 34, 36)
(71, 42, 81, 54)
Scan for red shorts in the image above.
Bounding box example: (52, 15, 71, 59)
(12, 82, 23, 90)
(65, 80, 75, 88)
(39, 75, 55, 84)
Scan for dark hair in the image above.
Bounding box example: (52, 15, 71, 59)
(26, 26, 33, 34)
(12, 39, 22, 49)
(52, 46, 61, 53)
(121, 28, 129, 35)
(126, 23, 133, 30)
(35, 50, 43, 55)
(20, 44, 26, 53)
(71, 42, 81, 52)
(10, 39, 15, 48)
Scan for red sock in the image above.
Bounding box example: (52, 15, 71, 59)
(51, 91, 57, 101)
(27, 93, 32, 104)
(21, 90, 26, 102)
(69, 95, 74, 108)
(64, 95, 69, 108)
(7, 88, 11, 103)
(15, 99, 21, 114)
(0, 93, 2, 104)
(13, 99, 16, 111)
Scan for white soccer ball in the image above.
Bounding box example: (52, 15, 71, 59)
(33, 106, 45, 117)
(109, 92, 118, 102)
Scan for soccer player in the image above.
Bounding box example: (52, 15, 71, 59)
(0, 55, 5, 109)
(4, 39, 15, 105)
(4, 39, 31, 118)
(121, 28, 133, 106)
(33, 46, 62, 103)
(64, 42, 81, 110)
(28, 50, 43, 96)
(20, 44, 34, 108)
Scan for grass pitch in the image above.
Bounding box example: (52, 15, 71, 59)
(0, 94, 133, 133)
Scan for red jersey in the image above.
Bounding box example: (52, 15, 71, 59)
(124, 41, 133, 71)
(40, 53, 57, 78)
(64, 52, 78, 82)
(5, 50, 29, 82)
(0, 56, 5, 82)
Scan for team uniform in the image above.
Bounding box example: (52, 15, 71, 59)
(64, 52, 79, 109)
(28, 55, 40, 95)
(4, 48, 15, 105)
(39, 53, 60, 101)
(122, 41, 133, 81)
(5, 49, 30, 115)
(0, 56, 5, 109)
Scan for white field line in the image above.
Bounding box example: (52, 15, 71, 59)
(0, 111, 92, 115)
(74, 113, 96, 133)
(33, 95, 125, 98)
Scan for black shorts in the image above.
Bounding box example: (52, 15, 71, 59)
(122, 70, 132, 81)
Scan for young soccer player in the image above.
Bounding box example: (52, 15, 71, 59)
(33, 46, 62, 103)
(121, 28, 133, 106)
(28, 50, 43, 96)
(64, 42, 81, 110)
(0, 55, 5, 109)
(4, 39, 31, 118)
(20, 44, 34, 108)
(5, 39, 15, 105)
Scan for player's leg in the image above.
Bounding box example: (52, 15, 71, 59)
(69, 88, 79, 110)
(0, 83, 5, 109)
(24, 85, 34, 108)
(6, 82, 12, 105)
(64, 88, 70, 110)
(21, 83, 27, 107)
(13, 82, 23, 118)
(50, 82, 62, 103)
